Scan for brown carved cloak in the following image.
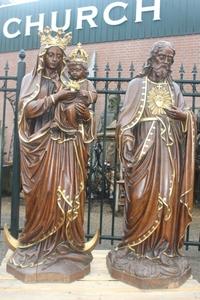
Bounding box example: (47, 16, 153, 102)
(117, 77, 196, 257)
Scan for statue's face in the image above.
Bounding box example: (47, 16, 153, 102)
(45, 46, 63, 70)
(151, 47, 174, 81)
(68, 63, 86, 80)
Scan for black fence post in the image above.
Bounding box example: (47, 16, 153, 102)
(0, 62, 9, 229)
(192, 64, 197, 113)
(10, 50, 26, 238)
(86, 60, 98, 240)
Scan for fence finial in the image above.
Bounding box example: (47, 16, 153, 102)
(4, 61, 9, 72)
(105, 63, 110, 78)
(192, 64, 197, 74)
(129, 62, 135, 78)
(117, 62, 123, 73)
(179, 64, 185, 79)
(19, 49, 26, 61)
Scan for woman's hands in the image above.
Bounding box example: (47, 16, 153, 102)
(53, 89, 77, 103)
(51, 88, 91, 121)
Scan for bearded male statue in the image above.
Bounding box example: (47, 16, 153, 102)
(107, 41, 196, 289)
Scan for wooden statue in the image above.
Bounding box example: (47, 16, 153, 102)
(107, 41, 196, 289)
(5, 27, 99, 282)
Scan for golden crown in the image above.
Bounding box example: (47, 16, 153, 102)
(68, 43, 88, 64)
(39, 26, 72, 50)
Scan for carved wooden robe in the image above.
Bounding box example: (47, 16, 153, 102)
(117, 77, 196, 257)
(10, 64, 97, 268)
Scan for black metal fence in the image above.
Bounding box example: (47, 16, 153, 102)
(0, 50, 25, 238)
(0, 53, 200, 250)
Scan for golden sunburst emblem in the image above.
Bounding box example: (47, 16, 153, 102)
(147, 85, 172, 115)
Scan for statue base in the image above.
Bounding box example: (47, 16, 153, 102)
(106, 249, 191, 289)
(7, 257, 91, 283)
(6, 245, 93, 283)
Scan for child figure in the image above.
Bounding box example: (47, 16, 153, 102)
(54, 43, 97, 129)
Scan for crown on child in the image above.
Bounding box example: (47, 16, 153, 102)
(39, 26, 72, 50)
(68, 43, 88, 64)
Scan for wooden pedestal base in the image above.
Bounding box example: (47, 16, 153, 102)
(7, 257, 91, 283)
(106, 254, 191, 289)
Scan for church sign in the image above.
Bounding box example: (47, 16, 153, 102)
(0, 0, 199, 52)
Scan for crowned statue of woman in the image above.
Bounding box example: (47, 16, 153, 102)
(5, 27, 99, 282)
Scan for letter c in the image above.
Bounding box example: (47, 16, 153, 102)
(3, 18, 21, 39)
(104, 2, 128, 26)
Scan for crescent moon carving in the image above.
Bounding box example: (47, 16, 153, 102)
(68, 229, 100, 253)
(83, 229, 100, 252)
(3, 224, 20, 251)
(4, 224, 99, 253)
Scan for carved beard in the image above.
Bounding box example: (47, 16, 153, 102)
(151, 63, 171, 81)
